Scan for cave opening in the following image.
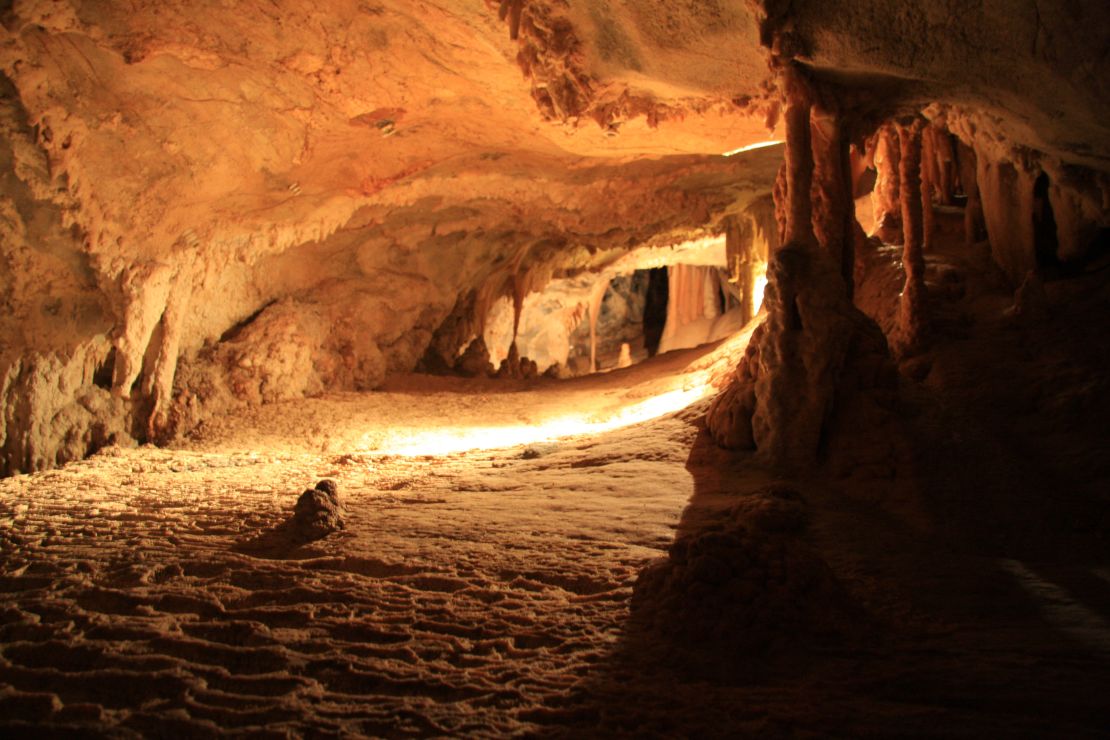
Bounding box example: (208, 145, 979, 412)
(642, 266, 668, 357)
(476, 234, 752, 382)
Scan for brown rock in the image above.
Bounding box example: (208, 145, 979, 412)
(291, 480, 344, 540)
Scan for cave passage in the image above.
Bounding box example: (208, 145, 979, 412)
(480, 235, 750, 379)
(643, 266, 669, 357)
(2, 1, 1110, 736)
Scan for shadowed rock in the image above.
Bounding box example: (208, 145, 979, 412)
(631, 486, 864, 659)
(236, 480, 345, 557)
(291, 480, 345, 540)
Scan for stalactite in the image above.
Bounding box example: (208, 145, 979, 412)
(1046, 172, 1107, 262)
(658, 264, 719, 354)
(498, 0, 525, 40)
(976, 152, 1038, 285)
(871, 123, 902, 243)
(145, 274, 191, 442)
(851, 138, 875, 195)
(895, 117, 929, 353)
(111, 262, 175, 397)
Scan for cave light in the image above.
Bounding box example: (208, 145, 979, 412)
(721, 140, 783, 157)
(365, 378, 716, 457)
(753, 263, 769, 313)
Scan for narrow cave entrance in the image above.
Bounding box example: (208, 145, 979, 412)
(642, 267, 668, 358)
(1033, 172, 1061, 276)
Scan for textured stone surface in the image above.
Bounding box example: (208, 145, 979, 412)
(632, 485, 858, 656)
(291, 480, 345, 541)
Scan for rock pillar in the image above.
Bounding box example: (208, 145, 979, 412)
(871, 123, 902, 243)
(894, 118, 929, 353)
(706, 65, 893, 468)
(811, 106, 855, 299)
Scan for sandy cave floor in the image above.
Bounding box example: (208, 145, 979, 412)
(3, 245, 1110, 736)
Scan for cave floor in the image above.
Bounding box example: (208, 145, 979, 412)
(3, 250, 1110, 736)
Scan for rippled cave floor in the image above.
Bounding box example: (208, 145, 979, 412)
(3, 259, 1110, 736)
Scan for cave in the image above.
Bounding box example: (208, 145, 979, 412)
(2, 2, 1109, 736)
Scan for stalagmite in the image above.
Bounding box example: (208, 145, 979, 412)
(871, 123, 902, 243)
(894, 118, 929, 353)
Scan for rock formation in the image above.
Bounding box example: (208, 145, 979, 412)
(705, 65, 894, 468)
(290, 480, 345, 541)
(0, 0, 1106, 474)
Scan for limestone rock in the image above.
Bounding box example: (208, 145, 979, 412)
(291, 480, 345, 541)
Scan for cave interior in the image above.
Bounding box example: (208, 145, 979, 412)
(1, 1, 1109, 736)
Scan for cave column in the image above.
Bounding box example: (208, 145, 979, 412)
(508, 273, 526, 369)
(931, 126, 958, 206)
(511, 275, 525, 344)
(782, 66, 816, 251)
(895, 117, 929, 353)
(772, 165, 788, 246)
(810, 105, 855, 298)
(871, 123, 902, 243)
(111, 262, 174, 396)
